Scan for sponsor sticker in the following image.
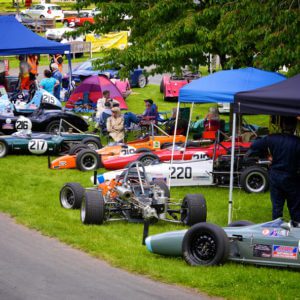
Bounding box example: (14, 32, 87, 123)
(273, 245, 298, 260)
(153, 141, 160, 149)
(262, 229, 270, 236)
(59, 161, 67, 166)
(253, 244, 272, 258)
(262, 229, 289, 237)
(2, 123, 14, 129)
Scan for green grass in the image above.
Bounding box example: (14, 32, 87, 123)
(1, 85, 299, 299)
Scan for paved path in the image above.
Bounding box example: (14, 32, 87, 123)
(0, 213, 217, 300)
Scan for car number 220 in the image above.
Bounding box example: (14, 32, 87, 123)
(170, 166, 192, 179)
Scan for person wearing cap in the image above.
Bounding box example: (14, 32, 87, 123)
(106, 106, 124, 142)
(51, 63, 62, 100)
(245, 116, 300, 225)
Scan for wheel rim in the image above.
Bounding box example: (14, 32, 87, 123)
(0, 142, 6, 157)
(48, 123, 64, 134)
(80, 153, 98, 170)
(85, 142, 99, 151)
(191, 232, 217, 264)
(81, 198, 86, 222)
(140, 156, 154, 166)
(138, 75, 146, 88)
(60, 186, 75, 209)
(245, 172, 266, 193)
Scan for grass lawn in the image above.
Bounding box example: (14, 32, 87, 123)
(1, 85, 299, 299)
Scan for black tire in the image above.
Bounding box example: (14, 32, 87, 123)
(46, 120, 68, 134)
(82, 137, 102, 151)
(240, 166, 269, 193)
(152, 180, 170, 198)
(135, 148, 151, 154)
(137, 153, 159, 166)
(76, 149, 100, 171)
(59, 182, 85, 209)
(182, 222, 229, 266)
(68, 144, 89, 155)
(228, 220, 254, 227)
(181, 194, 207, 226)
(137, 74, 147, 88)
(63, 20, 69, 27)
(0, 140, 8, 158)
(81, 190, 105, 225)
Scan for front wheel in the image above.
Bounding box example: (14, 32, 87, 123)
(181, 194, 207, 226)
(46, 120, 68, 134)
(0, 140, 8, 158)
(240, 166, 269, 193)
(76, 149, 100, 171)
(59, 182, 85, 209)
(182, 223, 229, 266)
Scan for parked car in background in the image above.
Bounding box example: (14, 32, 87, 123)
(45, 27, 75, 41)
(15, 13, 46, 31)
(91, 8, 101, 16)
(63, 12, 94, 27)
(22, 4, 64, 21)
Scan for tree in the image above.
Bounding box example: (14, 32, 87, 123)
(80, 0, 299, 76)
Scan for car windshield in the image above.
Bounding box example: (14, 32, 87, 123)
(51, 6, 61, 10)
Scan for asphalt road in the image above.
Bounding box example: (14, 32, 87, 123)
(0, 213, 217, 300)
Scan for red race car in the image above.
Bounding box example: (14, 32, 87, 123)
(63, 12, 94, 27)
(102, 141, 251, 170)
(160, 72, 200, 101)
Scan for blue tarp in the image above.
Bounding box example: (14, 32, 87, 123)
(0, 16, 70, 55)
(179, 67, 286, 104)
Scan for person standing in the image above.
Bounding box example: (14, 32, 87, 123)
(18, 55, 31, 91)
(246, 116, 300, 225)
(106, 107, 124, 143)
(50, 54, 63, 73)
(27, 54, 39, 81)
(51, 63, 62, 100)
(39, 70, 59, 95)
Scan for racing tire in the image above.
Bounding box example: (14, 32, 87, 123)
(240, 166, 269, 193)
(181, 194, 207, 226)
(228, 220, 254, 227)
(68, 144, 89, 155)
(59, 182, 85, 209)
(152, 180, 170, 198)
(82, 137, 102, 150)
(135, 148, 152, 154)
(182, 222, 229, 266)
(0, 140, 8, 158)
(76, 149, 100, 171)
(46, 120, 68, 134)
(137, 74, 147, 88)
(81, 190, 105, 225)
(137, 153, 159, 166)
(63, 21, 69, 27)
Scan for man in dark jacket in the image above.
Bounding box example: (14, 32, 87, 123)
(246, 116, 300, 225)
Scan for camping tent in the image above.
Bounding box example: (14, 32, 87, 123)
(179, 67, 286, 103)
(0, 16, 70, 55)
(234, 74, 300, 116)
(66, 75, 128, 110)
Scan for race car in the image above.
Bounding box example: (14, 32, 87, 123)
(160, 72, 200, 101)
(95, 151, 270, 193)
(63, 12, 94, 27)
(145, 204, 300, 268)
(0, 118, 101, 158)
(50, 133, 187, 171)
(59, 161, 207, 226)
(100, 141, 251, 170)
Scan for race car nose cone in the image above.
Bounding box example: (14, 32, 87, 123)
(145, 237, 153, 252)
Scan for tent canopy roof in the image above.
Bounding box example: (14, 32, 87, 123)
(179, 67, 286, 104)
(234, 74, 300, 116)
(0, 16, 70, 55)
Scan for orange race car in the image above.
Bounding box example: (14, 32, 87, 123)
(50, 134, 186, 171)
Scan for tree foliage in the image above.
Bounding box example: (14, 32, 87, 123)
(80, 0, 299, 77)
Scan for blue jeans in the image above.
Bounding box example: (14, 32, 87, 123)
(124, 112, 140, 128)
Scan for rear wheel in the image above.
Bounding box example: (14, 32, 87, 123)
(240, 166, 269, 193)
(46, 120, 68, 134)
(0, 140, 8, 158)
(68, 144, 89, 155)
(76, 149, 100, 171)
(59, 182, 84, 209)
(137, 153, 159, 166)
(81, 190, 105, 225)
(181, 194, 207, 226)
(182, 223, 229, 266)
(82, 137, 102, 150)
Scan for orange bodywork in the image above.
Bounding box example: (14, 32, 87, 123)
(50, 135, 186, 170)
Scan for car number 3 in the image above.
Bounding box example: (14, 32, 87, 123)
(28, 139, 48, 154)
(170, 166, 192, 179)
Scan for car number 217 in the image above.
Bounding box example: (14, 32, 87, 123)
(28, 139, 48, 154)
(170, 166, 192, 179)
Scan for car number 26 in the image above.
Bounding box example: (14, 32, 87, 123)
(28, 139, 48, 154)
(170, 166, 192, 179)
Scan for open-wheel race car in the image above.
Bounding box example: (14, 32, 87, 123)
(59, 161, 207, 226)
(145, 198, 300, 268)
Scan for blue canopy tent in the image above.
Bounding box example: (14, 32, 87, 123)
(171, 67, 286, 223)
(0, 16, 70, 55)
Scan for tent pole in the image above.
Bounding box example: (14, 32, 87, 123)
(228, 112, 236, 224)
(181, 103, 194, 160)
(168, 101, 180, 189)
(67, 53, 72, 98)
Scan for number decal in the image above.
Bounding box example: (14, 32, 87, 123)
(170, 166, 192, 179)
(192, 151, 208, 160)
(16, 120, 29, 130)
(120, 146, 136, 156)
(28, 139, 48, 154)
(42, 94, 56, 105)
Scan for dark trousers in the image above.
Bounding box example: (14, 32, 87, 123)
(269, 170, 300, 222)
